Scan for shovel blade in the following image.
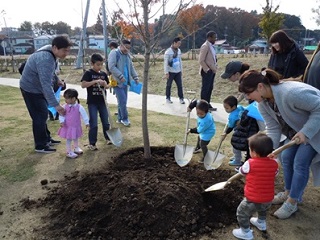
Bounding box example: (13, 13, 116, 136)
(106, 128, 123, 147)
(204, 181, 228, 192)
(174, 144, 194, 167)
(204, 150, 225, 170)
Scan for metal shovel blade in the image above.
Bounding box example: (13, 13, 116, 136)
(203, 150, 225, 170)
(204, 181, 228, 192)
(204, 173, 243, 192)
(106, 128, 123, 147)
(174, 144, 194, 167)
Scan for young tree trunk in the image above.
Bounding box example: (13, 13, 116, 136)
(142, 0, 151, 159)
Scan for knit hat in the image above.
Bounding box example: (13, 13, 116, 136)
(220, 61, 242, 79)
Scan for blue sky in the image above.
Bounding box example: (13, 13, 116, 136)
(1, 0, 319, 30)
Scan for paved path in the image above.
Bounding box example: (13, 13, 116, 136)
(0, 77, 228, 124)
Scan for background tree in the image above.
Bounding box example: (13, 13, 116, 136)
(177, 4, 205, 59)
(115, 20, 136, 39)
(33, 22, 42, 36)
(71, 27, 82, 36)
(312, 1, 320, 27)
(94, 12, 104, 34)
(53, 21, 72, 34)
(258, 0, 284, 42)
(19, 21, 33, 31)
(41, 21, 56, 35)
(109, 9, 124, 39)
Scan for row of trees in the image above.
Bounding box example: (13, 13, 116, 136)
(18, 2, 320, 53)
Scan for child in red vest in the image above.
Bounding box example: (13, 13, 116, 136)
(232, 133, 278, 240)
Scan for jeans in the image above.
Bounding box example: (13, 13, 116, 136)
(166, 72, 184, 100)
(237, 198, 271, 229)
(114, 85, 129, 122)
(281, 142, 317, 202)
(88, 103, 110, 145)
(20, 88, 52, 149)
(200, 69, 215, 106)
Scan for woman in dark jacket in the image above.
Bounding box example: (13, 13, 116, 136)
(268, 30, 308, 79)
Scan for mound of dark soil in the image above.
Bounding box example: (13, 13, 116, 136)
(21, 146, 244, 239)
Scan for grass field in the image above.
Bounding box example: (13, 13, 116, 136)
(0, 53, 273, 103)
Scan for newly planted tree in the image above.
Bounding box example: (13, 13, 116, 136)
(115, 0, 192, 158)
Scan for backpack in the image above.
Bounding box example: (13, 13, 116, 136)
(19, 49, 56, 75)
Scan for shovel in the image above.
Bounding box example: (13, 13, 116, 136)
(204, 124, 228, 170)
(204, 136, 226, 170)
(174, 111, 195, 167)
(204, 139, 298, 192)
(100, 85, 123, 147)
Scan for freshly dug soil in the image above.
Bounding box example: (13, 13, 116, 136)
(21, 146, 244, 239)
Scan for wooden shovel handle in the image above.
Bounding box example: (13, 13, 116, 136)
(226, 172, 242, 184)
(272, 139, 299, 155)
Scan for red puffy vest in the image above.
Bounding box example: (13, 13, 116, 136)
(244, 157, 278, 203)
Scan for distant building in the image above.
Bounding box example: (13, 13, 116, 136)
(0, 28, 35, 54)
(88, 35, 105, 50)
(248, 39, 268, 54)
(33, 35, 54, 50)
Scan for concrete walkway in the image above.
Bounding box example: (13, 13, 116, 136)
(0, 77, 228, 124)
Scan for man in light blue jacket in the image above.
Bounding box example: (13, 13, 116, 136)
(108, 39, 139, 127)
(164, 37, 184, 104)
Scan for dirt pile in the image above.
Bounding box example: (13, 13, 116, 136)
(21, 146, 243, 239)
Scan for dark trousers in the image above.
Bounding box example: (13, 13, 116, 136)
(200, 69, 215, 106)
(196, 136, 210, 158)
(20, 88, 51, 149)
(166, 71, 184, 100)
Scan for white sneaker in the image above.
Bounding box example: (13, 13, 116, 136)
(87, 144, 98, 151)
(273, 202, 298, 219)
(166, 98, 173, 104)
(232, 228, 253, 240)
(121, 119, 131, 127)
(74, 147, 83, 154)
(250, 217, 266, 231)
(272, 191, 288, 205)
(67, 152, 78, 159)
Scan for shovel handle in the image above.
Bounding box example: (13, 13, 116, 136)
(183, 111, 191, 145)
(226, 172, 243, 184)
(227, 140, 297, 182)
(272, 139, 299, 155)
(98, 84, 114, 129)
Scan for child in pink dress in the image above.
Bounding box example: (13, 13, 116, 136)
(58, 89, 89, 158)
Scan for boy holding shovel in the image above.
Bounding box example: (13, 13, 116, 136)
(232, 133, 278, 240)
(187, 99, 216, 163)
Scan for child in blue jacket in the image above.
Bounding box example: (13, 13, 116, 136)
(221, 96, 245, 166)
(187, 99, 216, 162)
